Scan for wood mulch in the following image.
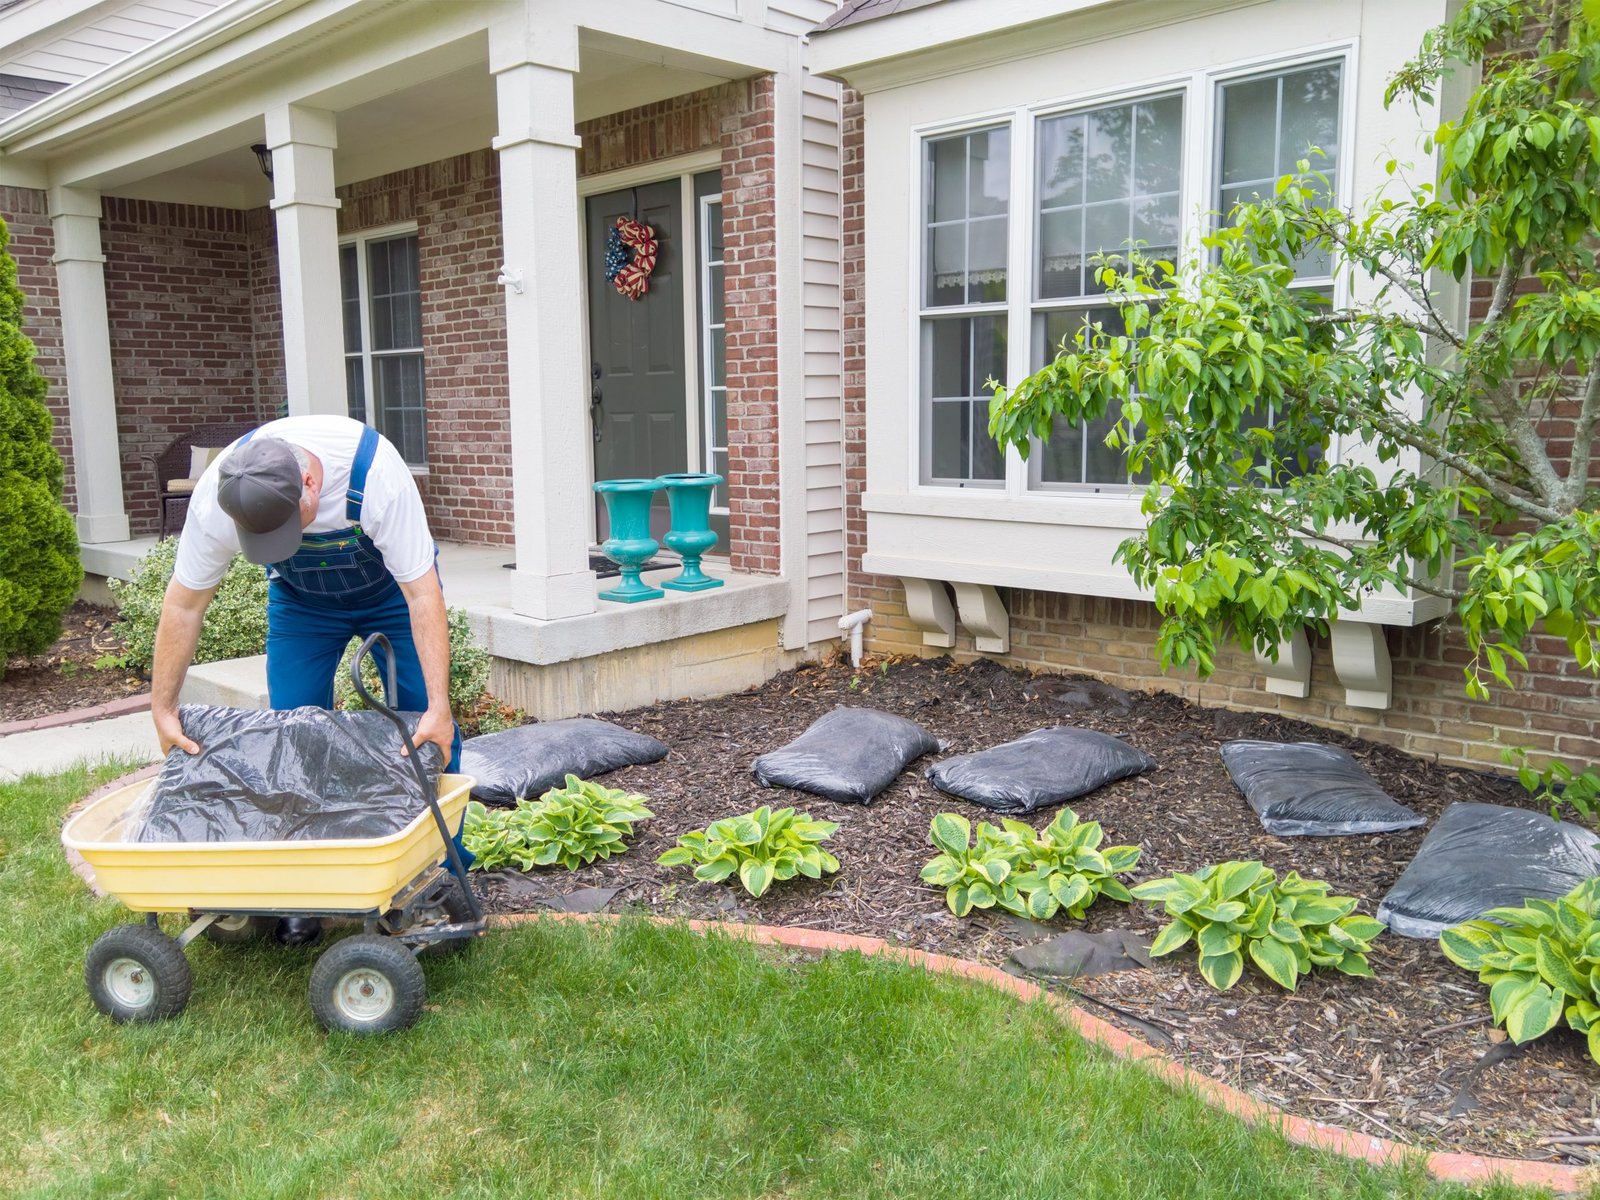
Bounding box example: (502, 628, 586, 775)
(0, 602, 146, 724)
(472, 653, 1600, 1166)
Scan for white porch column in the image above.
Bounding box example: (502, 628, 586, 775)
(265, 104, 345, 417)
(490, 20, 597, 620)
(47, 186, 129, 545)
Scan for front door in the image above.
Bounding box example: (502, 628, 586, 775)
(587, 180, 687, 540)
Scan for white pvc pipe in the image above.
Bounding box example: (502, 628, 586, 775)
(838, 608, 873, 669)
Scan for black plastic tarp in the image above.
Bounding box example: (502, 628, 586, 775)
(460, 718, 669, 806)
(752, 707, 942, 804)
(926, 726, 1155, 815)
(1377, 802, 1600, 938)
(133, 704, 443, 843)
(1219, 740, 1426, 836)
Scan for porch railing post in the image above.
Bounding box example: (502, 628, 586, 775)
(490, 18, 597, 621)
(265, 104, 346, 419)
(47, 185, 130, 545)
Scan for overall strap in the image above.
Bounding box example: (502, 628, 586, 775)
(346, 425, 380, 524)
(238, 429, 256, 446)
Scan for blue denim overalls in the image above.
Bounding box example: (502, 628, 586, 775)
(245, 425, 462, 771)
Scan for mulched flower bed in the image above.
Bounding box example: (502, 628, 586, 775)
(0, 602, 145, 724)
(472, 654, 1600, 1166)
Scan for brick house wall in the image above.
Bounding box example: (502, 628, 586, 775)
(836, 86, 1600, 777)
(100, 197, 264, 536)
(6, 75, 784, 558)
(1, 186, 71, 511)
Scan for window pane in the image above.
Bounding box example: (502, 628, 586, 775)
(345, 357, 366, 424)
(1037, 95, 1181, 300)
(339, 245, 362, 353)
(1279, 63, 1342, 172)
(374, 353, 426, 466)
(924, 314, 1006, 483)
(1083, 409, 1124, 483)
(707, 200, 725, 258)
(1033, 306, 1129, 487)
(367, 236, 422, 351)
(1219, 75, 1278, 186)
(707, 263, 725, 327)
(923, 128, 1010, 308)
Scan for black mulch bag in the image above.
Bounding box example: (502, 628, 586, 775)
(926, 727, 1155, 815)
(134, 705, 444, 843)
(751, 707, 942, 805)
(461, 718, 669, 806)
(1219, 740, 1426, 836)
(1377, 802, 1600, 939)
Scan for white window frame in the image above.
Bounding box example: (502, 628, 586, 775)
(907, 41, 1358, 500)
(340, 221, 426, 472)
(699, 191, 730, 515)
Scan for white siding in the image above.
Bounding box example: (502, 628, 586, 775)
(801, 72, 847, 644)
(766, 0, 839, 36)
(1, 0, 223, 84)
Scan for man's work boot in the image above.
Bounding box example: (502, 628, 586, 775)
(274, 917, 323, 947)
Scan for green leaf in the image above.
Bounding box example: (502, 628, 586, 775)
(657, 846, 696, 867)
(948, 885, 974, 918)
(930, 813, 972, 856)
(1149, 921, 1194, 957)
(1249, 937, 1301, 990)
(694, 858, 737, 884)
(1197, 922, 1242, 958)
(919, 855, 964, 886)
(1333, 951, 1376, 979)
(739, 860, 774, 898)
(1198, 950, 1245, 991)
(1213, 861, 1269, 900)
(1504, 982, 1564, 1044)
(1535, 936, 1592, 1000)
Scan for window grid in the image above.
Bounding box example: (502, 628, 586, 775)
(920, 127, 1010, 486)
(699, 195, 729, 513)
(340, 230, 427, 468)
(914, 52, 1348, 494)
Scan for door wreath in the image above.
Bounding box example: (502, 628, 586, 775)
(603, 216, 659, 300)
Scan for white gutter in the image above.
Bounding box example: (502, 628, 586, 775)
(0, 0, 314, 152)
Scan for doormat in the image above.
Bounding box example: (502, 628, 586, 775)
(503, 555, 669, 580)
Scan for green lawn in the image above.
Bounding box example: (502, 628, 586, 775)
(0, 766, 1580, 1200)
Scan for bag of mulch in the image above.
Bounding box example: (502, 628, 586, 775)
(751, 707, 942, 804)
(926, 727, 1155, 815)
(134, 704, 444, 843)
(1219, 740, 1426, 836)
(1378, 802, 1600, 939)
(461, 718, 669, 806)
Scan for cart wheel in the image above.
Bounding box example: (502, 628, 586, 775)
(197, 914, 275, 946)
(308, 935, 427, 1035)
(403, 880, 477, 958)
(85, 924, 193, 1023)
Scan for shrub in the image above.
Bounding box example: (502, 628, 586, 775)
(334, 607, 491, 719)
(1439, 878, 1600, 1065)
(461, 775, 654, 873)
(1131, 861, 1383, 991)
(110, 537, 269, 671)
(920, 811, 1140, 920)
(0, 216, 80, 674)
(658, 806, 839, 898)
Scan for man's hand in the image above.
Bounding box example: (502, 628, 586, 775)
(154, 706, 200, 756)
(150, 577, 217, 757)
(409, 706, 455, 762)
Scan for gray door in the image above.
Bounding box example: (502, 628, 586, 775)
(588, 180, 686, 540)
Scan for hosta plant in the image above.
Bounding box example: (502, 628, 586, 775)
(1131, 861, 1384, 991)
(919, 810, 1140, 920)
(460, 775, 653, 872)
(1439, 878, 1600, 1065)
(658, 805, 839, 898)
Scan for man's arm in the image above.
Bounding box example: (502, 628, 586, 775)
(397, 569, 454, 761)
(151, 578, 219, 754)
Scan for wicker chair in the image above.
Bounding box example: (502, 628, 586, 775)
(143, 421, 260, 538)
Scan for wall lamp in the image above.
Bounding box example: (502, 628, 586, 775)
(250, 143, 274, 181)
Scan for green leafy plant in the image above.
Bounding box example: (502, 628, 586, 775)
(919, 810, 1140, 920)
(658, 806, 839, 898)
(1131, 862, 1384, 991)
(473, 698, 525, 736)
(335, 607, 492, 720)
(0, 216, 80, 678)
(460, 775, 653, 873)
(110, 537, 268, 671)
(1501, 746, 1597, 826)
(1439, 877, 1600, 1065)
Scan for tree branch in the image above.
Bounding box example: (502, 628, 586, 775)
(1288, 524, 1466, 601)
(1481, 245, 1528, 330)
(1481, 380, 1567, 509)
(1301, 209, 1466, 347)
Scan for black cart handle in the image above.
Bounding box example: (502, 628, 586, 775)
(350, 633, 482, 921)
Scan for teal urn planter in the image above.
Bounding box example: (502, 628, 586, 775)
(593, 478, 664, 603)
(656, 473, 725, 592)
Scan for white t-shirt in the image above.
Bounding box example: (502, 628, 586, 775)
(172, 415, 436, 590)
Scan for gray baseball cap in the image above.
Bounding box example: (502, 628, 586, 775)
(216, 437, 305, 565)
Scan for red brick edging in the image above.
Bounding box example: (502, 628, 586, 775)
(0, 693, 151, 737)
(493, 911, 1596, 1196)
